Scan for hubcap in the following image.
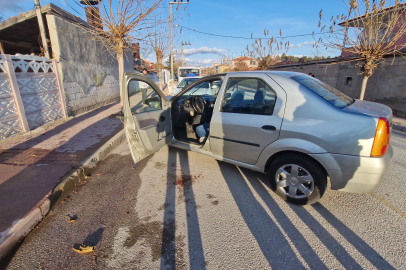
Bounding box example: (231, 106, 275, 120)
(275, 164, 314, 199)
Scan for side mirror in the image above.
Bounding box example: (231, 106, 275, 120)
(225, 93, 231, 98)
(144, 97, 161, 109)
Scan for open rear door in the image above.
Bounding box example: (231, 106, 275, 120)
(122, 72, 172, 164)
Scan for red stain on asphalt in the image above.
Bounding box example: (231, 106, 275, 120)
(171, 171, 204, 186)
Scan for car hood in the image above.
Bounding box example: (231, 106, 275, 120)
(342, 99, 393, 125)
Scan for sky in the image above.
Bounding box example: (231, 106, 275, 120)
(1, 0, 354, 67)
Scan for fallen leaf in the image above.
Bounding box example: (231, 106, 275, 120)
(72, 244, 95, 254)
(65, 215, 77, 223)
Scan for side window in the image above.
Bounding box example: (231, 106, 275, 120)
(128, 80, 162, 114)
(221, 78, 276, 115)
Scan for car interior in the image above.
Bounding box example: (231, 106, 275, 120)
(171, 76, 277, 145)
(171, 77, 223, 144)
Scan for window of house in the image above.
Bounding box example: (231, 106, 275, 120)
(221, 78, 276, 115)
(346, 76, 352, 86)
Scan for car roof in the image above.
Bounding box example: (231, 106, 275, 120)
(182, 76, 202, 79)
(223, 71, 302, 78)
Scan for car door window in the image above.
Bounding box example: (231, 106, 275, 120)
(128, 79, 162, 114)
(221, 78, 276, 115)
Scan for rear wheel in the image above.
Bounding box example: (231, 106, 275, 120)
(268, 154, 327, 205)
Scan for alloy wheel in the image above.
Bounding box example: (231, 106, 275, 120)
(275, 164, 314, 199)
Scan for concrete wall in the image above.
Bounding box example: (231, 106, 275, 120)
(269, 61, 340, 88)
(46, 15, 133, 116)
(0, 54, 67, 141)
(270, 57, 406, 117)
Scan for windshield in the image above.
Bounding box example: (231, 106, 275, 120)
(182, 79, 222, 97)
(179, 68, 200, 78)
(178, 78, 199, 88)
(291, 74, 354, 108)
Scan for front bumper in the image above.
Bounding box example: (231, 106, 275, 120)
(309, 145, 394, 193)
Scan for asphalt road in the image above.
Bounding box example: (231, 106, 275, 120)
(2, 131, 406, 269)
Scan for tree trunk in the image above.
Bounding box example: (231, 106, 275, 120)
(156, 49, 163, 91)
(118, 50, 125, 107)
(157, 64, 163, 91)
(360, 75, 369, 100)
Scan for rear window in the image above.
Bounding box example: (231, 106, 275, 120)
(179, 69, 200, 77)
(291, 75, 354, 108)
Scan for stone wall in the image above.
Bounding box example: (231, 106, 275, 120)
(46, 15, 133, 116)
(269, 57, 406, 117)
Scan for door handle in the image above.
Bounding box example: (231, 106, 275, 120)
(160, 116, 166, 122)
(261, 125, 276, 131)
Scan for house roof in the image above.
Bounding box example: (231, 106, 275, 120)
(231, 56, 253, 61)
(0, 3, 90, 55)
(0, 3, 90, 31)
(134, 59, 157, 73)
(338, 3, 406, 27)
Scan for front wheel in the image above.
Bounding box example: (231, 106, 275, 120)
(268, 154, 327, 205)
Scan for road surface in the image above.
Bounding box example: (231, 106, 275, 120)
(2, 131, 406, 269)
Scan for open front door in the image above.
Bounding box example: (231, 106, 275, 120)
(123, 72, 172, 164)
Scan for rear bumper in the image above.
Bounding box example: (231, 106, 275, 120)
(309, 145, 393, 193)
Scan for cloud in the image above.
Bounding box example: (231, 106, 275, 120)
(288, 41, 316, 49)
(175, 46, 226, 56)
(183, 58, 218, 67)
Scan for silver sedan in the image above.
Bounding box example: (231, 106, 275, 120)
(122, 71, 393, 205)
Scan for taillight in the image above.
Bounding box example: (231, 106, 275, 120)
(371, 117, 390, 157)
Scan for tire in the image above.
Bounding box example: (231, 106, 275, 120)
(268, 154, 327, 205)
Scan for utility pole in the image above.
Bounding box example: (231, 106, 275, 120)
(181, 41, 191, 65)
(34, 0, 50, 58)
(169, 0, 189, 80)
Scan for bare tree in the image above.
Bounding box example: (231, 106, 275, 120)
(144, 3, 184, 90)
(216, 52, 232, 72)
(232, 59, 250, 71)
(317, 0, 406, 100)
(78, 0, 161, 105)
(246, 29, 289, 70)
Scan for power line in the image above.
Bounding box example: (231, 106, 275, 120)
(179, 25, 326, 40)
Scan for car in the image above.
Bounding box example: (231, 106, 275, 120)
(122, 71, 393, 205)
(171, 76, 202, 96)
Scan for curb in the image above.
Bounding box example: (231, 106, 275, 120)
(393, 124, 406, 133)
(0, 129, 126, 260)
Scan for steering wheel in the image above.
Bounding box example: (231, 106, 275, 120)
(192, 96, 206, 115)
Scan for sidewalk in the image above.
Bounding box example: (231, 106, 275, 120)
(0, 102, 123, 237)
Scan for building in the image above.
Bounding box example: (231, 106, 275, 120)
(231, 56, 258, 69)
(0, 3, 133, 140)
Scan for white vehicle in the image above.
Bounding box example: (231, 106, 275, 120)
(177, 67, 201, 83)
(171, 76, 202, 96)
